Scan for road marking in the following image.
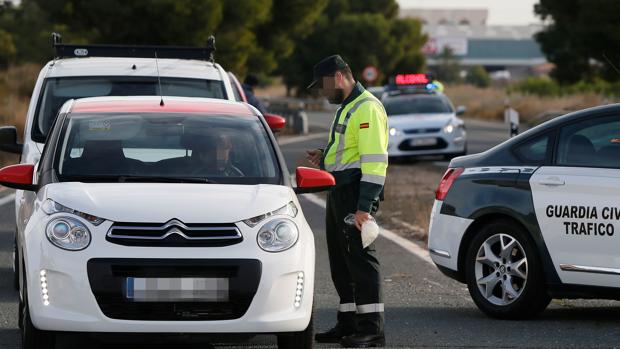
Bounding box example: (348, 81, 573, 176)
(0, 193, 15, 207)
(278, 132, 328, 145)
(301, 193, 434, 265)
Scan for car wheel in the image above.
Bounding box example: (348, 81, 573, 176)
(465, 219, 550, 319)
(276, 314, 313, 349)
(20, 277, 55, 348)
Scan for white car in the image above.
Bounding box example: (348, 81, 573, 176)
(383, 92, 467, 160)
(0, 96, 334, 348)
(428, 103, 620, 319)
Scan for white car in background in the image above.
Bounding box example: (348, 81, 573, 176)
(1, 96, 333, 348)
(383, 92, 467, 160)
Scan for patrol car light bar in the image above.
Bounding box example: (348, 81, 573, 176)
(395, 74, 429, 85)
(51, 33, 217, 62)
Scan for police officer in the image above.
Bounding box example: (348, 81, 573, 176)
(306, 55, 388, 348)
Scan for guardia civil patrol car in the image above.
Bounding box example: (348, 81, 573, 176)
(429, 103, 620, 319)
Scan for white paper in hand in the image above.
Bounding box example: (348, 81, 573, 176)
(361, 218, 379, 249)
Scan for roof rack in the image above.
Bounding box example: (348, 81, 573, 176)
(51, 33, 216, 62)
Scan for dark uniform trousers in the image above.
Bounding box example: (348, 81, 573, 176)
(325, 180, 384, 335)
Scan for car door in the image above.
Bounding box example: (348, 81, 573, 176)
(530, 114, 620, 288)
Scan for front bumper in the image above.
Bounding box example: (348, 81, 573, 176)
(23, 215, 315, 334)
(388, 129, 466, 157)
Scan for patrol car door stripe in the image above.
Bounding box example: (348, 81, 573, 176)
(361, 173, 385, 185)
(357, 303, 385, 313)
(560, 264, 620, 276)
(339, 303, 357, 312)
(360, 154, 389, 163)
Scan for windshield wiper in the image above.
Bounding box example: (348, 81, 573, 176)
(118, 176, 217, 184)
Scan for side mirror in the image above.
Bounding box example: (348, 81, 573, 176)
(264, 113, 286, 131)
(0, 164, 36, 191)
(456, 105, 466, 116)
(294, 166, 335, 194)
(0, 126, 23, 154)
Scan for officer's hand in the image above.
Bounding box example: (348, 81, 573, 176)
(305, 149, 322, 168)
(354, 210, 371, 231)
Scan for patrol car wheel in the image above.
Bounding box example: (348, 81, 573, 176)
(465, 220, 550, 319)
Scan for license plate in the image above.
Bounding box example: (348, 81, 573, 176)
(125, 277, 229, 302)
(410, 138, 437, 146)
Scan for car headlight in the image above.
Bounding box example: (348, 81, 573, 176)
(243, 201, 298, 227)
(257, 219, 299, 252)
(443, 122, 456, 134)
(46, 217, 91, 251)
(389, 127, 400, 137)
(41, 199, 105, 226)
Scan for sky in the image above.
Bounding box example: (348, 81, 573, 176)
(397, 0, 541, 25)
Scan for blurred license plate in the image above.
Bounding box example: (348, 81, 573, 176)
(410, 138, 437, 146)
(125, 277, 229, 302)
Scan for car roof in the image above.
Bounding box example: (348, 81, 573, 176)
(45, 57, 223, 80)
(68, 96, 255, 116)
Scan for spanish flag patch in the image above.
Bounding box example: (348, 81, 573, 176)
(360, 122, 370, 129)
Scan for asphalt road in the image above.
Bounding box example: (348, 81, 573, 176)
(1, 115, 620, 348)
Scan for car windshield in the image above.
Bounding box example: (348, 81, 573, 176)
(383, 95, 453, 116)
(54, 112, 281, 185)
(34, 76, 226, 142)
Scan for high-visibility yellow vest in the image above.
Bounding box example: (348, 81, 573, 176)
(320, 82, 389, 212)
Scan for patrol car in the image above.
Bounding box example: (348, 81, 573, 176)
(429, 103, 620, 319)
(0, 96, 332, 348)
(382, 74, 467, 160)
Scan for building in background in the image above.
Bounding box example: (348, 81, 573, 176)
(401, 8, 550, 80)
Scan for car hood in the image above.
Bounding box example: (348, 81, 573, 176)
(388, 113, 454, 129)
(41, 182, 294, 223)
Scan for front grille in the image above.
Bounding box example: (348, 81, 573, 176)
(87, 258, 262, 321)
(107, 219, 243, 247)
(398, 138, 448, 151)
(403, 128, 441, 135)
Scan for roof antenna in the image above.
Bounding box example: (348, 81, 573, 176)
(154, 51, 164, 106)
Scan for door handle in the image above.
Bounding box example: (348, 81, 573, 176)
(539, 177, 565, 186)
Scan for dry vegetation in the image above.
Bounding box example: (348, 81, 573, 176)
(445, 84, 613, 124)
(0, 64, 40, 168)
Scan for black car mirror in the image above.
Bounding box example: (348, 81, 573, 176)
(0, 126, 23, 154)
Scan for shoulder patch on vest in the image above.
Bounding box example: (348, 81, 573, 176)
(360, 122, 370, 129)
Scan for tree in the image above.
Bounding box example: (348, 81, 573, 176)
(466, 65, 490, 88)
(535, 0, 620, 84)
(280, 0, 426, 94)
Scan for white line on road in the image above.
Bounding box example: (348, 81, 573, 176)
(0, 193, 15, 207)
(278, 132, 329, 145)
(301, 193, 434, 265)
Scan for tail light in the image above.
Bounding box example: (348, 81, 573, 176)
(435, 167, 464, 200)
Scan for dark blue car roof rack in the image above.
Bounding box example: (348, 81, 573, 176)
(51, 33, 216, 62)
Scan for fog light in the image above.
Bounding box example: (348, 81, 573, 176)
(40, 269, 50, 306)
(294, 271, 304, 308)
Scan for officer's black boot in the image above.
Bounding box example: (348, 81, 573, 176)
(315, 324, 356, 343)
(340, 333, 385, 348)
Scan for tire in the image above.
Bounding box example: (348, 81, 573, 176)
(277, 315, 313, 349)
(20, 274, 55, 348)
(465, 219, 550, 319)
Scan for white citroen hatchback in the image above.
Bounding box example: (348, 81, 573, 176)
(0, 96, 333, 348)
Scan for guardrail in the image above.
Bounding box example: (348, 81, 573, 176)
(264, 98, 310, 135)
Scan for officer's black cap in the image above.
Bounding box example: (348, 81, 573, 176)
(307, 54, 349, 90)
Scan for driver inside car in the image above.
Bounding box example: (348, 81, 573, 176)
(190, 133, 244, 177)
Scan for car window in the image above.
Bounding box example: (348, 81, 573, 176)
(556, 115, 620, 168)
(514, 134, 550, 164)
(383, 95, 453, 116)
(34, 77, 227, 143)
(55, 112, 280, 185)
